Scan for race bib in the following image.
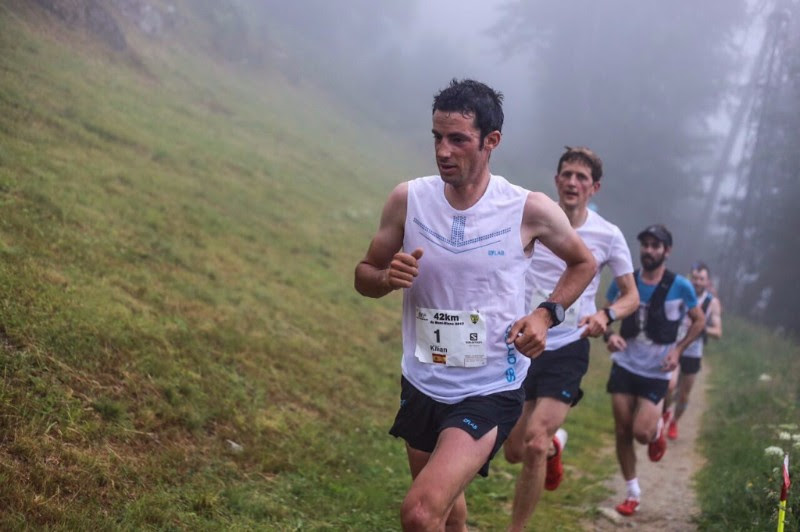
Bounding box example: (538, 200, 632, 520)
(414, 307, 486, 367)
(529, 288, 580, 329)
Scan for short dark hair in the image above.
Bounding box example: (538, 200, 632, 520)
(432, 79, 504, 147)
(691, 261, 710, 275)
(557, 146, 603, 182)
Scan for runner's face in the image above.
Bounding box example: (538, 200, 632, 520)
(639, 236, 669, 271)
(555, 161, 598, 210)
(691, 268, 709, 294)
(432, 110, 496, 187)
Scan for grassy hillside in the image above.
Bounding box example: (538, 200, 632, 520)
(696, 319, 799, 531)
(0, 4, 621, 530)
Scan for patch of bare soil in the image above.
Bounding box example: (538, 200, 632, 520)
(584, 365, 709, 531)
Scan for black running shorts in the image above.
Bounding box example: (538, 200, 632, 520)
(679, 355, 702, 375)
(389, 376, 525, 477)
(523, 337, 589, 406)
(606, 362, 669, 404)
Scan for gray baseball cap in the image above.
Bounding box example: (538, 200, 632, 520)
(637, 224, 673, 247)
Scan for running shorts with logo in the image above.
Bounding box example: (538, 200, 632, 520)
(389, 376, 525, 477)
(606, 362, 669, 404)
(523, 337, 589, 406)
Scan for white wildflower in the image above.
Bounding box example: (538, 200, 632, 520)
(765, 446, 784, 457)
(226, 439, 244, 453)
(779, 432, 792, 441)
(758, 373, 772, 382)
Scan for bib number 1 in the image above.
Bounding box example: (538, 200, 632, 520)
(414, 307, 487, 367)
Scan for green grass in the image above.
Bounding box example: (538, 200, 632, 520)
(0, 5, 623, 529)
(696, 319, 800, 531)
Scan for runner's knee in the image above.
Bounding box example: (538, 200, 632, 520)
(633, 427, 652, 445)
(401, 492, 444, 531)
(521, 430, 552, 465)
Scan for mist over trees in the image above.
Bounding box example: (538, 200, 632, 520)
(494, 1, 750, 265)
(710, 2, 800, 335)
(41, 0, 798, 334)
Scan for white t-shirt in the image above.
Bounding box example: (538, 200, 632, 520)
(526, 209, 633, 351)
(401, 175, 533, 404)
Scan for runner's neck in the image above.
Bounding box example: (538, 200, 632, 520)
(561, 203, 589, 229)
(444, 172, 492, 211)
(640, 265, 666, 285)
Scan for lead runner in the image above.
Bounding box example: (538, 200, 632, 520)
(354, 79, 595, 530)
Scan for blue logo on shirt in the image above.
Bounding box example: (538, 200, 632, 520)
(504, 324, 518, 382)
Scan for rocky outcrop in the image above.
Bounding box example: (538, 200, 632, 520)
(32, 0, 128, 51)
(31, 0, 179, 51)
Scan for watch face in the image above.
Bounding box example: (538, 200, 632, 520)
(537, 302, 565, 326)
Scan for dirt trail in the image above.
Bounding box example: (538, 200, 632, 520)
(584, 365, 709, 531)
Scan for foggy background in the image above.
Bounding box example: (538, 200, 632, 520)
(104, 0, 798, 335)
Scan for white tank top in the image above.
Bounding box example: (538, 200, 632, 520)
(681, 291, 712, 358)
(401, 174, 532, 403)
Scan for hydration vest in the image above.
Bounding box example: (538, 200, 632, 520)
(700, 293, 713, 344)
(620, 269, 681, 344)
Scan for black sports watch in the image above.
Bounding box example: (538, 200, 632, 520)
(537, 302, 565, 328)
(603, 307, 617, 324)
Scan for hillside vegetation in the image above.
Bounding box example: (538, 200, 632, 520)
(696, 319, 799, 531)
(0, 3, 420, 528)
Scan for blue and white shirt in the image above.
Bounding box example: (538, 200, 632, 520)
(607, 271, 697, 380)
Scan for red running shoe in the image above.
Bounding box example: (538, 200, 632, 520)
(545, 428, 567, 491)
(667, 419, 678, 440)
(615, 497, 640, 516)
(648, 425, 667, 462)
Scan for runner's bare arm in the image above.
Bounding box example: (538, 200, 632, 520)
(705, 298, 722, 339)
(675, 305, 705, 353)
(354, 183, 423, 298)
(580, 272, 639, 338)
(601, 294, 629, 351)
(524, 192, 596, 311)
(508, 192, 596, 356)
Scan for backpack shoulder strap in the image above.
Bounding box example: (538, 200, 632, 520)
(701, 293, 712, 314)
(654, 269, 675, 299)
